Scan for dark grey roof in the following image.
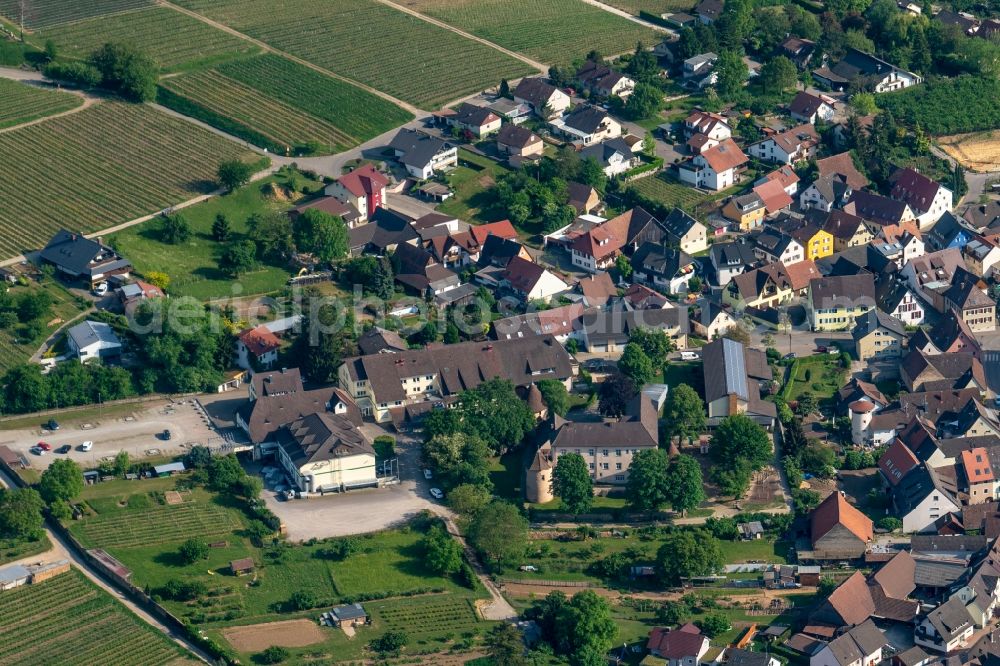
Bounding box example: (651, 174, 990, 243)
(349, 208, 417, 253)
(875, 279, 912, 314)
(911, 534, 989, 554)
(579, 137, 633, 167)
(479, 234, 526, 267)
(580, 307, 688, 348)
(852, 309, 906, 341)
(723, 648, 772, 666)
(894, 464, 959, 515)
(514, 77, 560, 108)
(278, 412, 374, 468)
(847, 189, 910, 225)
(563, 105, 613, 134)
(696, 0, 724, 19)
(631, 243, 694, 280)
(927, 211, 965, 249)
(67, 320, 120, 350)
(809, 273, 876, 310)
(702, 337, 776, 419)
(40, 229, 131, 278)
(451, 102, 497, 127)
(552, 395, 658, 448)
(661, 208, 703, 242)
(710, 241, 757, 269)
(331, 603, 367, 621)
(913, 555, 968, 588)
(753, 230, 798, 257)
(926, 596, 974, 641)
(389, 129, 454, 169)
(497, 123, 540, 148)
(358, 327, 408, 355)
(942, 266, 994, 310)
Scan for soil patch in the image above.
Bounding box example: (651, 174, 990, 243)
(222, 619, 325, 652)
(939, 131, 1000, 171)
(164, 491, 183, 505)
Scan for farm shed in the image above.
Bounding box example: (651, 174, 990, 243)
(738, 521, 764, 540)
(153, 461, 186, 477)
(0, 564, 31, 591)
(88, 549, 132, 582)
(230, 558, 255, 576)
(0, 445, 24, 470)
(760, 625, 789, 642)
(330, 603, 368, 627)
(83, 470, 100, 484)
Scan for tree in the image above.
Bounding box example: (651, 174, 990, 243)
(759, 55, 797, 94)
(211, 213, 232, 242)
(499, 78, 511, 98)
(818, 576, 838, 596)
(177, 537, 209, 565)
(709, 415, 772, 497)
(656, 529, 724, 584)
(536, 379, 570, 417)
(113, 450, 129, 477)
(850, 92, 878, 116)
(878, 516, 902, 532)
(626, 448, 671, 513)
(459, 378, 535, 454)
(247, 211, 294, 260)
(89, 42, 157, 102)
(371, 631, 408, 655)
(618, 343, 654, 386)
(160, 214, 190, 244)
(615, 254, 633, 279)
(39, 459, 84, 503)
(292, 208, 348, 262)
(217, 159, 256, 191)
(485, 622, 526, 666)
(667, 455, 705, 515)
(207, 454, 245, 491)
(0, 487, 44, 538)
(467, 501, 528, 568)
(553, 453, 593, 514)
(183, 445, 213, 469)
(286, 589, 318, 611)
(256, 646, 289, 664)
(219, 240, 258, 277)
(630, 328, 673, 367)
(0, 364, 48, 414)
(697, 613, 731, 638)
(554, 590, 617, 660)
(43, 39, 57, 62)
(448, 483, 492, 517)
(662, 383, 705, 442)
(577, 157, 608, 193)
(422, 525, 463, 574)
(723, 322, 751, 345)
(624, 82, 663, 120)
(144, 271, 170, 291)
(714, 50, 748, 100)
(599, 373, 635, 419)
(44, 61, 102, 87)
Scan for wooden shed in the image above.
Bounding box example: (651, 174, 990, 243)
(230, 558, 255, 576)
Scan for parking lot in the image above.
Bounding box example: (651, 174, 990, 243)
(0, 399, 219, 470)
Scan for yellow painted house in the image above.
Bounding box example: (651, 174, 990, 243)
(788, 223, 834, 260)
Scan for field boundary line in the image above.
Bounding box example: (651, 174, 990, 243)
(375, 0, 549, 76)
(0, 85, 99, 135)
(157, 0, 424, 115)
(577, 0, 672, 32)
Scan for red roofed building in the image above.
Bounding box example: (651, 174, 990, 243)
(679, 138, 748, 190)
(569, 207, 664, 273)
(324, 164, 389, 223)
(470, 220, 518, 247)
(753, 178, 794, 214)
(811, 491, 874, 560)
(763, 164, 800, 195)
(961, 448, 998, 504)
(647, 623, 710, 666)
(878, 439, 920, 487)
(236, 326, 281, 370)
(889, 167, 954, 230)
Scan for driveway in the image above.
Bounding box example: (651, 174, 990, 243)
(1, 399, 218, 470)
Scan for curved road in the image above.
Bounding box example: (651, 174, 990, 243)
(0, 466, 213, 663)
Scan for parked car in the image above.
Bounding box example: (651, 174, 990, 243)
(93, 282, 108, 296)
(519, 565, 538, 572)
(30, 446, 45, 456)
(79, 441, 93, 452)
(36, 441, 52, 451)
(161, 429, 172, 440)
(422, 469, 433, 480)
(816, 345, 828, 353)
(783, 352, 796, 360)
(46, 419, 59, 430)
(429, 488, 444, 500)
(56, 445, 71, 454)
(680, 351, 700, 361)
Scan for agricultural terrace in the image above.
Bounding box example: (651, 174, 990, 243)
(602, 0, 695, 15)
(35, 6, 257, 72)
(0, 0, 153, 28)
(0, 568, 197, 665)
(398, 0, 661, 65)
(0, 101, 259, 261)
(66, 477, 487, 661)
(159, 54, 412, 155)
(172, 0, 535, 108)
(0, 79, 82, 129)
(0, 280, 88, 374)
(110, 168, 322, 300)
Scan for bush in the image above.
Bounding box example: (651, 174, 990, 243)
(43, 61, 102, 88)
(373, 435, 395, 460)
(877, 517, 902, 532)
(371, 630, 408, 655)
(285, 590, 318, 612)
(255, 646, 289, 664)
(177, 538, 209, 565)
(157, 578, 207, 601)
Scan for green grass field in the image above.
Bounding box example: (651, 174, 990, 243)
(173, 0, 535, 108)
(0, 568, 196, 665)
(0, 533, 50, 566)
(0, 280, 89, 374)
(0, 0, 153, 28)
(109, 169, 320, 300)
(783, 355, 847, 405)
(159, 54, 412, 154)
(0, 79, 82, 129)
(36, 7, 256, 72)
(399, 0, 661, 65)
(0, 101, 259, 261)
(436, 150, 511, 222)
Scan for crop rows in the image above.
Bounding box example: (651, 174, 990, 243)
(37, 6, 255, 72)
(370, 596, 481, 638)
(0, 0, 153, 28)
(0, 102, 253, 261)
(0, 79, 82, 129)
(162, 69, 355, 152)
(173, 0, 534, 108)
(75, 501, 242, 548)
(400, 0, 661, 65)
(0, 570, 189, 665)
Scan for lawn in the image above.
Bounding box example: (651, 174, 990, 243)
(0, 0, 153, 28)
(0, 568, 197, 665)
(0, 533, 51, 566)
(717, 538, 789, 564)
(436, 150, 512, 223)
(109, 169, 320, 300)
(159, 54, 411, 155)
(0, 78, 82, 129)
(0, 279, 89, 374)
(172, 0, 535, 108)
(399, 0, 661, 65)
(490, 451, 524, 502)
(782, 355, 847, 405)
(35, 6, 256, 72)
(662, 360, 703, 394)
(0, 101, 259, 261)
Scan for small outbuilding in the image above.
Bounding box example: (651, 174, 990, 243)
(153, 461, 186, 477)
(738, 521, 765, 540)
(329, 603, 368, 627)
(230, 558, 255, 576)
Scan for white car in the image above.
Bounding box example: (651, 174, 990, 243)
(423, 469, 433, 480)
(429, 488, 444, 500)
(79, 441, 93, 452)
(93, 282, 108, 296)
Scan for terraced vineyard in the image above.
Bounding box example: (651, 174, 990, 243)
(0, 569, 195, 665)
(0, 101, 257, 260)
(369, 596, 485, 641)
(0, 0, 153, 28)
(37, 6, 256, 72)
(398, 0, 661, 65)
(602, 0, 695, 15)
(173, 0, 535, 108)
(0, 79, 82, 129)
(159, 54, 412, 153)
(72, 500, 244, 549)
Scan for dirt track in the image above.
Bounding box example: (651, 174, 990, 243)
(222, 619, 325, 652)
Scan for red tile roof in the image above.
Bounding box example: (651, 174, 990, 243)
(753, 178, 793, 213)
(824, 571, 876, 626)
(817, 152, 868, 190)
(570, 210, 632, 260)
(647, 624, 706, 659)
(699, 138, 748, 173)
(470, 220, 518, 246)
(962, 447, 995, 482)
(336, 164, 389, 198)
(239, 326, 281, 357)
(811, 491, 874, 545)
(765, 165, 800, 190)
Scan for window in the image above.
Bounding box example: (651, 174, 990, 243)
(589, 463, 595, 470)
(615, 449, 622, 457)
(602, 463, 609, 470)
(616, 463, 622, 470)
(588, 449, 595, 456)
(615, 474, 625, 481)
(602, 449, 609, 457)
